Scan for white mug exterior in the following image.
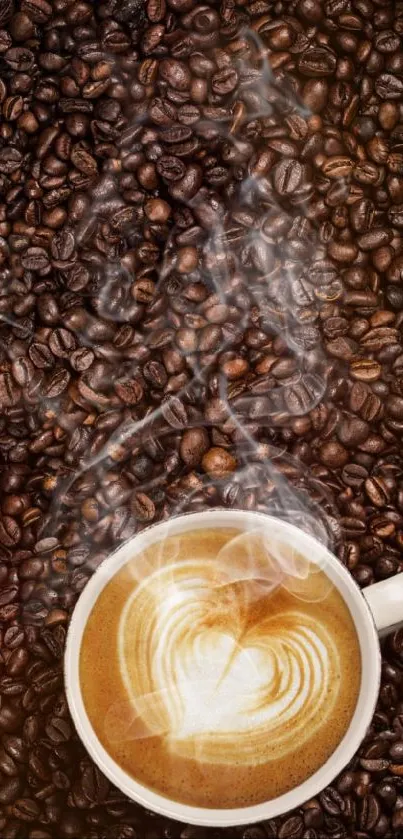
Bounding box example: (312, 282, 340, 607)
(362, 574, 403, 637)
(65, 510, 382, 828)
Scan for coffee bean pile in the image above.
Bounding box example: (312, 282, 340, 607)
(1, 0, 403, 835)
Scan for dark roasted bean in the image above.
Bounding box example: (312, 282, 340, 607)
(0, 0, 402, 836)
(130, 492, 156, 522)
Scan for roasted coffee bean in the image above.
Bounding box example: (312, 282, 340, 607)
(147, 0, 166, 22)
(130, 492, 156, 522)
(45, 369, 70, 398)
(143, 361, 167, 388)
(278, 815, 304, 839)
(350, 360, 381, 382)
(0, 147, 23, 174)
(161, 397, 188, 428)
(376, 74, 403, 100)
(6, 648, 29, 675)
(212, 67, 238, 95)
(156, 155, 186, 182)
(160, 59, 191, 91)
(357, 229, 392, 251)
(45, 718, 71, 744)
(0, 746, 18, 776)
(386, 395, 403, 420)
(12, 799, 40, 821)
(273, 159, 303, 195)
(114, 379, 143, 405)
(0, 373, 20, 408)
(0, 0, 403, 836)
(0, 517, 21, 547)
(298, 46, 337, 77)
(342, 463, 368, 489)
(319, 442, 349, 470)
(28, 343, 54, 370)
(359, 793, 381, 831)
(0, 776, 21, 804)
(180, 427, 210, 466)
(202, 447, 237, 478)
(169, 164, 203, 202)
(365, 477, 390, 507)
(389, 742, 403, 763)
(50, 230, 75, 261)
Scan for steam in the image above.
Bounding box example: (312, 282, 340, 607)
(34, 30, 342, 619)
(212, 529, 332, 603)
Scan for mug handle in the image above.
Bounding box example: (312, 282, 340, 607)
(363, 574, 403, 636)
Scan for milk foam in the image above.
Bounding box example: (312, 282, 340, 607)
(118, 556, 341, 766)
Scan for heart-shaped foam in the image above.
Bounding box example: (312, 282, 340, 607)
(115, 539, 341, 766)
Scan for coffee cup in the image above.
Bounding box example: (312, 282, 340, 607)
(65, 510, 403, 827)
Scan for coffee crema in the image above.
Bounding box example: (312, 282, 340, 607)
(80, 528, 361, 808)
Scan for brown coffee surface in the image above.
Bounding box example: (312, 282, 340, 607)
(80, 528, 361, 809)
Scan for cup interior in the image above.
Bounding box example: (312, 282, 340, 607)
(64, 510, 381, 827)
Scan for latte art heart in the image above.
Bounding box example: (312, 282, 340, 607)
(119, 558, 341, 765)
(81, 527, 361, 807)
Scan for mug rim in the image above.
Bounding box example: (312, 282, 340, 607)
(64, 510, 381, 827)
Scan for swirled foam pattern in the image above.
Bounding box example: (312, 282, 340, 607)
(80, 528, 361, 807)
(119, 557, 340, 765)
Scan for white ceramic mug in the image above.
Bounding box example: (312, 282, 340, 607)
(65, 510, 403, 827)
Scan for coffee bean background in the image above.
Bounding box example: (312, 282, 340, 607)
(1, 0, 403, 836)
